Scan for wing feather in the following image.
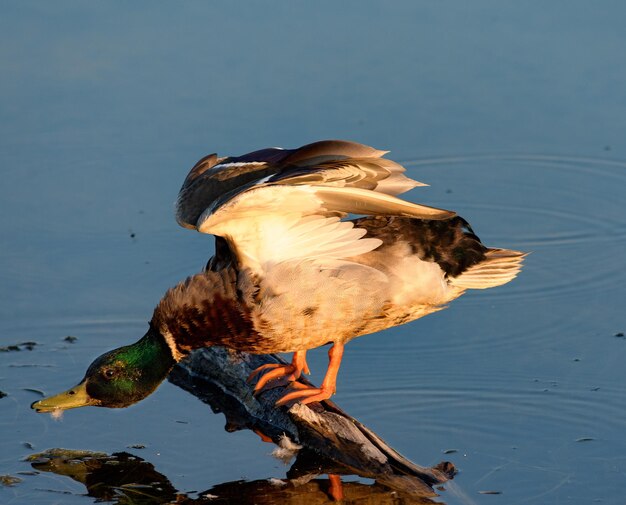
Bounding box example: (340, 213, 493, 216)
(449, 249, 527, 289)
(269, 157, 424, 195)
(197, 184, 453, 274)
(313, 186, 454, 220)
(176, 139, 422, 228)
(178, 140, 455, 275)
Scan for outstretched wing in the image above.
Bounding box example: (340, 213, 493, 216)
(176, 140, 455, 275)
(176, 140, 430, 229)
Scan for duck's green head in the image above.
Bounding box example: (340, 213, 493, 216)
(31, 328, 175, 413)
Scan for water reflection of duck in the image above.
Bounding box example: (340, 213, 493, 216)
(32, 140, 525, 413)
(29, 448, 442, 504)
(27, 449, 442, 505)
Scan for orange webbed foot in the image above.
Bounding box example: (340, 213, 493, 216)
(248, 350, 310, 393)
(246, 363, 282, 383)
(275, 384, 335, 406)
(275, 342, 344, 407)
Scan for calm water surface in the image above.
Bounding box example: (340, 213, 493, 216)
(2, 2, 625, 504)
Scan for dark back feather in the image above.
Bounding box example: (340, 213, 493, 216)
(355, 216, 487, 278)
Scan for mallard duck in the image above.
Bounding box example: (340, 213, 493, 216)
(32, 140, 525, 413)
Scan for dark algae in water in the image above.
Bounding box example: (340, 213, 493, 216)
(0, 342, 37, 352)
(0, 474, 22, 486)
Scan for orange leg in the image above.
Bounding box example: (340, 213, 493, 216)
(276, 343, 344, 406)
(247, 350, 310, 393)
(327, 474, 344, 501)
(252, 428, 274, 444)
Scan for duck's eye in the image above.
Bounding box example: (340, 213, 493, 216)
(103, 368, 116, 380)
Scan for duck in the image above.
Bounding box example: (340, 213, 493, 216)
(32, 140, 525, 413)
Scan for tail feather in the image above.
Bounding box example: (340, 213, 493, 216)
(449, 248, 527, 290)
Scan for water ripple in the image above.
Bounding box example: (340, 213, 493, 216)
(399, 153, 626, 309)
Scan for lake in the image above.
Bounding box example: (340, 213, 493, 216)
(1, 1, 625, 504)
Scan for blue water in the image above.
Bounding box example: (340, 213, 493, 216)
(2, 2, 626, 504)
